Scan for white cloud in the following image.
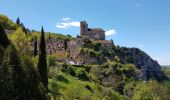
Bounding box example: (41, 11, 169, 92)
(105, 29, 117, 36)
(62, 18, 71, 22)
(56, 18, 80, 29)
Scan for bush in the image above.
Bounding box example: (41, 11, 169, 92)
(102, 88, 124, 100)
(124, 81, 138, 99)
(76, 68, 89, 81)
(89, 65, 101, 83)
(68, 65, 76, 76)
(48, 79, 59, 100)
(132, 80, 163, 100)
(47, 55, 56, 67)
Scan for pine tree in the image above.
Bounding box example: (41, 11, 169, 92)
(0, 23, 10, 48)
(33, 36, 38, 56)
(16, 17, 20, 25)
(37, 27, 48, 89)
(0, 45, 45, 100)
(20, 23, 27, 34)
(0, 45, 27, 100)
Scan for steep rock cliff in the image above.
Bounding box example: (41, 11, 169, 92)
(119, 47, 166, 81)
(78, 41, 166, 81)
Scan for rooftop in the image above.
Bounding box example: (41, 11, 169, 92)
(95, 40, 112, 44)
(88, 28, 105, 32)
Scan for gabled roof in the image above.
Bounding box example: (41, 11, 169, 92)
(95, 40, 112, 44)
(88, 28, 105, 32)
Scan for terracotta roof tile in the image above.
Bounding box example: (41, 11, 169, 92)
(95, 40, 112, 44)
(88, 28, 105, 32)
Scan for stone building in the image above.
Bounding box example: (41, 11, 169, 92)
(67, 35, 84, 63)
(80, 20, 105, 40)
(30, 38, 67, 55)
(68, 21, 115, 64)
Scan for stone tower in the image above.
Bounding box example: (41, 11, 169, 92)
(80, 20, 88, 36)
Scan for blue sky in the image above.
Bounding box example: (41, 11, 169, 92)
(0, 0, 170, 65)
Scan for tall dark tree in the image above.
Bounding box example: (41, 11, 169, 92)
(0, 45, 28, 100)
(33, 36, 38, 56)
(0, 23, 10, 48)
(0, 45, 45, 100)
(20, 23, 27, 34)
(16, 17, 20, 25)
(37, 27, 48, 89)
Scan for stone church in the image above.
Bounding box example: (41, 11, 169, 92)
(80, 20, 105, 40)
(67, 21, 114, 64)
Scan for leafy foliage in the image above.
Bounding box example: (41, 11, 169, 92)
(0, 14, 17, 30)
(11, 27, 30, 54)
(1, 14, 170, 100)
(0, 45, 44, 100)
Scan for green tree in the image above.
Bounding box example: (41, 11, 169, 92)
(11, 27, 30, 54)
(20, 23, 27, 34)
(0, 14, 17, 30)
(0, 45, 27, 100)
(16, 17, 20, 25)
(34, 36, 38, 56)
(0, 23, 10, 48)
(49, 79, 59, 100)
(132, 81, 161, 100)
(37, 27, 48, 89)
(0, 45, 45, 100)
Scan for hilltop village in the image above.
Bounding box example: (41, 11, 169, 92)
(1, 14, 169, 100)
(30, 20, 114, 64)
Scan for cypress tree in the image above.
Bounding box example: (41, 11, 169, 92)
(20, 23, 27, 34)
(0, 23, 10, 48)
(0, 45, 27, 100)
(16, 17, 20, 25)
(37, 27, 48, 89)
(33, 36, 38, 56)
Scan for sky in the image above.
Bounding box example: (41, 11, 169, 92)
(0, 0, 170, 65)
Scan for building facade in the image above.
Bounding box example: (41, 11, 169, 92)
(30, 38, 67, 54)
(80, 21, 105, 40)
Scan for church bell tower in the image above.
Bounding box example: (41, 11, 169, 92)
(80, 20, 88, 36)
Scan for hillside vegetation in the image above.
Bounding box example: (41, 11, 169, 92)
(0, 14, 170, 100)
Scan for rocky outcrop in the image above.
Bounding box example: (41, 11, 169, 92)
(120, 47, 166, 81)
(76, 40, 167, 81)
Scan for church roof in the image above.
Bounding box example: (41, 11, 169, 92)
(95, 40, 112, 44)
(88, 28, 105, 32)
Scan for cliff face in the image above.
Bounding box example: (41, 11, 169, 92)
(78, 42, 166, 81)
(120, 47, 166, 81)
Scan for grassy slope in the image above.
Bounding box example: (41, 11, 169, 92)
(49, 70, 124, 100)
(49, 71, 102, 100)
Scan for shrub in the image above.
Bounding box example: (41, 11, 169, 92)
(132, 80, 163, 100)
(124, 81, 138, 99)
(89, 65, 101, 82)
(76, 68, 89, 81)
(47, 55, 56, 67)
(102, 88, 124, 100)
(68, 65, 76, 76)
(48, 79, 59, 100)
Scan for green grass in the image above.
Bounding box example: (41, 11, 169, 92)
(49, 72, 102, 100)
